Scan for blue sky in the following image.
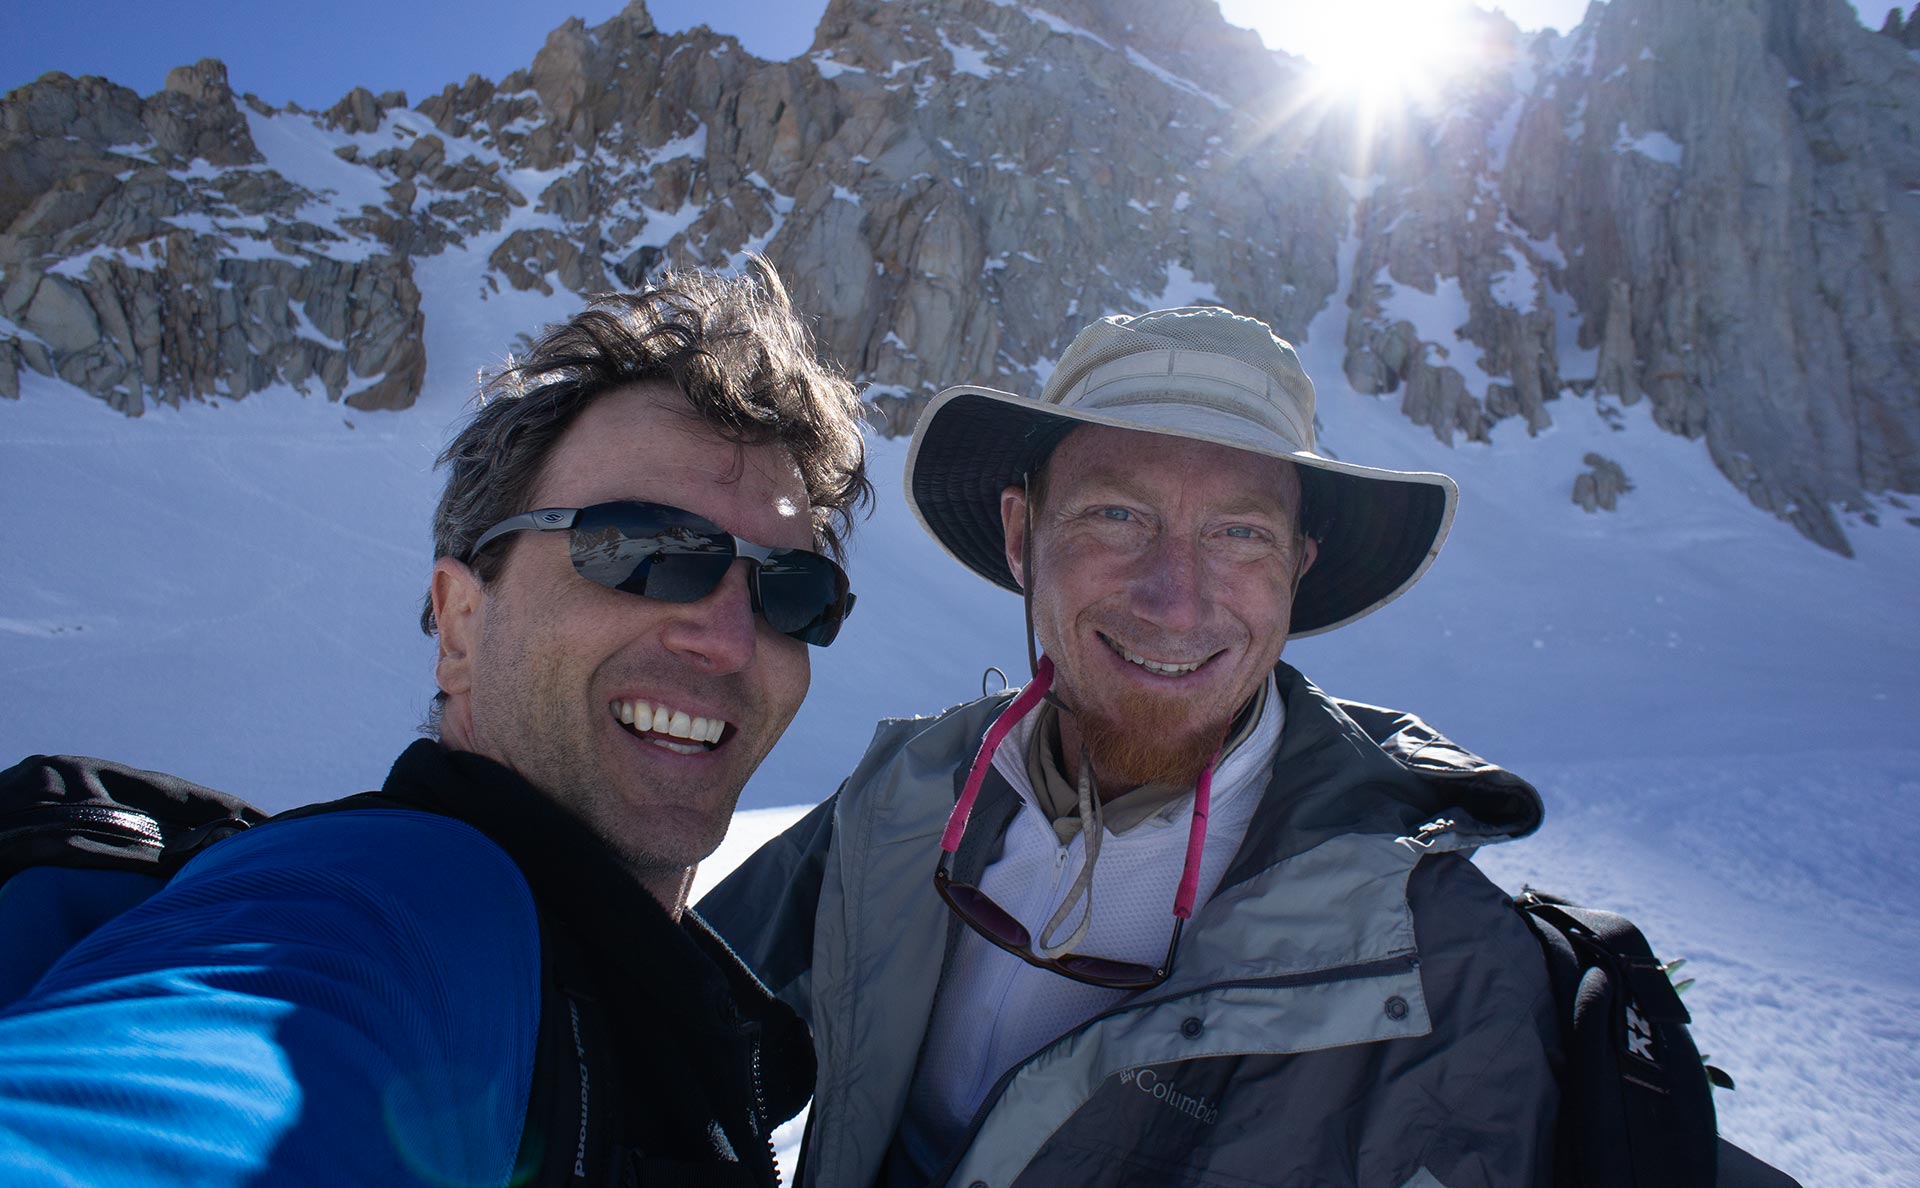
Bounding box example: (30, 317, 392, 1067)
(5, 1, 1903, 109)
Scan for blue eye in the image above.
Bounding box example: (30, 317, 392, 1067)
(1099, 507, 1133, 522)
(1224, 525, 1258, 539)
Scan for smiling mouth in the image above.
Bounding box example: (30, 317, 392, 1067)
(1100, 633, 1216, 677)
(612, 698, 733, 754)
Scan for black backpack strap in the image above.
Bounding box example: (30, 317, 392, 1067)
(0, 755, 267, 882)
(1517, 889, 1717, 1187)
(509, 919, 625, 1188)
(289, 790, 641, 1187)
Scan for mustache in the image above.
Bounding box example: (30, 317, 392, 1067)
(602, 663, 764, 710)
(1092, 627, 1235, 664)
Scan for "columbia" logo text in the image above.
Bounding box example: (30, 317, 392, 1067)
(1118, 1066, 1221, 1125)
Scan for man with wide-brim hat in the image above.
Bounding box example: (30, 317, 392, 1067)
(703, 305, 1557, 1187)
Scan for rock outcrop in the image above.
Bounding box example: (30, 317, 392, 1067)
(0, 59, 425, 412)
(1478, 0, 1920, 553)
(2, 0, 1914, 552)
(1573, 452, 1634, 512)
(1881, 7, 1920, 50)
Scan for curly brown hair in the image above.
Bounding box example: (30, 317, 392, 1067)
(420, 256, 872, 637)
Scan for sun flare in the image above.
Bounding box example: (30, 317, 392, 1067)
(1221, 0, 1483, 109)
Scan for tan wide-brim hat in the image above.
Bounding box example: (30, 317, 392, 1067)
(904, 305, 1458, 638)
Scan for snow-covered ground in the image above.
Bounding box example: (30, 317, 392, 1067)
(4, 106, 1918, 1184)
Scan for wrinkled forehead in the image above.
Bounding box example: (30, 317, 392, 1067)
(536, 383, 815, 546)
(1035, 422, 1304, 515)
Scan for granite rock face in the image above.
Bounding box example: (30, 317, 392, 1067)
(2, 0, 1914, 552)
(1476, 0, 1920, 553)
(0, 60, 425, 412)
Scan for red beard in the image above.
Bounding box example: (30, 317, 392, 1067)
(1070, 682, 1231, 790)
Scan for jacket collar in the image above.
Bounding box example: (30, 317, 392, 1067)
(1221, 663, 1543, 891)
(375, 740, 815, 1118)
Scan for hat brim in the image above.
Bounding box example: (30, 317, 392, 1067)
(904, 385, 1458, 638)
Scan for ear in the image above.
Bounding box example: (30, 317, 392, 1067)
(999, 485, 1030, 590)
(430, 557, 484, 700)
(1293, 535, 1319, 593)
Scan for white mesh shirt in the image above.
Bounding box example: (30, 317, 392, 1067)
(893, 675, 1285, 1172)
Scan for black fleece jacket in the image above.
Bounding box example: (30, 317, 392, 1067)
(367, 741, 815, 1187)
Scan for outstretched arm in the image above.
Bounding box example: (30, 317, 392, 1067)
(0, 810, 542, 1188)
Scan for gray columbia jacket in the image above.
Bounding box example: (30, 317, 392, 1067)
(699, 663, 1560, 1188)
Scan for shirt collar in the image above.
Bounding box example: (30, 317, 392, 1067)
(995, 671, 1286, 839)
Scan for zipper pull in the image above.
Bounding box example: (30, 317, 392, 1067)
(1395, 816, 1457, 852)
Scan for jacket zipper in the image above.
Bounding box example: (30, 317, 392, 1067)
(747, 1021, 778, 1187)
(930, 952, 1420, 1186)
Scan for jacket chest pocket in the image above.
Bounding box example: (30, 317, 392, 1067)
(949, 964, 1430, 1188)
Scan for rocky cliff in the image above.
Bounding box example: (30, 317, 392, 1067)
(2, 0, 1914, 552)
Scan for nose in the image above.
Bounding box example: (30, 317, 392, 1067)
(659, 559, 759, 672)
(1127, 531, 1206, 632)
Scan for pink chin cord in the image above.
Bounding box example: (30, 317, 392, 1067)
(1174, 750, 1219, 920)
(939, 653, 1220, 921)
(940, 656, 1056, 854)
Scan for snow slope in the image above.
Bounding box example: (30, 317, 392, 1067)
(3, 105, 1918, 1184)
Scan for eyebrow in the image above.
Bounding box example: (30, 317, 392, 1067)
(1070, 475, 1294, 521)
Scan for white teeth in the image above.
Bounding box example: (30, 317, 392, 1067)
(1143, 658, 1199, 676)
(610, 699, 730, 746)
(1111, 638, 1202, 676)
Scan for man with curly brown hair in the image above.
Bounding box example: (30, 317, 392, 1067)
(0, 261, 869, 1188)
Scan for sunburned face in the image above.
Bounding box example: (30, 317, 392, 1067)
(431, 382, 815, 902)
(1001, 424, 1316, 795)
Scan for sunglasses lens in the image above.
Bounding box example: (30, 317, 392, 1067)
(943, 881, 1032, 950)
(567, 502, 853, 646)
(1056, 953, 1156, 986)
(571, 504, 733, 602)
(755, 554, 852, 645)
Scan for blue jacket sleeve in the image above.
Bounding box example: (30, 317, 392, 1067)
(0, 809, 543, 1188)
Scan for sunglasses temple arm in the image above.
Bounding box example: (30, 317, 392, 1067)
(940, 656, 1056, 854)
(1172, 748, 1221, 920)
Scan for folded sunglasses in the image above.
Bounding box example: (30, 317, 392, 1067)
(470, 500, 856, 646)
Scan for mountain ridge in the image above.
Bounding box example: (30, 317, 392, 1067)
(2, 0, 1915, 553)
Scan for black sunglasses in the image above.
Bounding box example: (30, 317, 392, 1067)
(470, 500, 856, 646)
(935, 858, 1185, 991)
